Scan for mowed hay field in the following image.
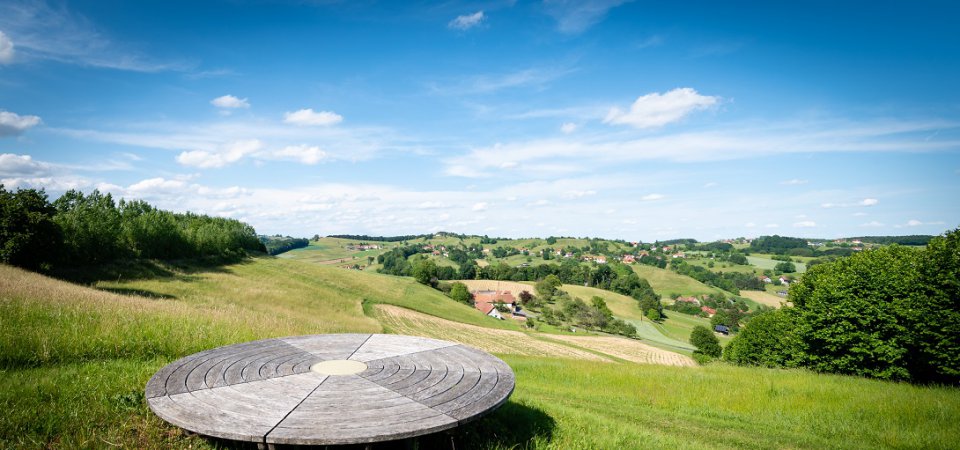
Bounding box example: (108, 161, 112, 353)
(3, 258, 960, 449)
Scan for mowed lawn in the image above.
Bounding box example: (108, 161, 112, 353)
(2, 258, 959, 449)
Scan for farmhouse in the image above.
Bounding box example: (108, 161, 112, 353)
(622, 254, 636, 263)
(701, 306, 717, 316)
(676, 296, 701, 306)
(475, 302, 504, 319)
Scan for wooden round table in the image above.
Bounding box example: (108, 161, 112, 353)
(145, 334, 515, 446)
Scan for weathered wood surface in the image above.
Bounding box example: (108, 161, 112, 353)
(146, 334, 515, 446)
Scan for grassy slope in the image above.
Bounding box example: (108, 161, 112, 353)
(2, 259, 959, 449)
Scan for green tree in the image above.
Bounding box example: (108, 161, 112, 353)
(448, 282, 473, 305)
(908, 229, 960, 383)
(645, 308, 662, 321)
(535, 274, 562, 302)
(724, 309, 800, 367)
(690, 325, 722, 358)
(790, 245, 921, 381)
(411, 258, 439, 287)
(0, 186, 62, 270)
(774, 261, 797, 273)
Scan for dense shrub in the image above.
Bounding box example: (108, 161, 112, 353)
(727, 228, 960, 384)
(690, 325, 722, 358)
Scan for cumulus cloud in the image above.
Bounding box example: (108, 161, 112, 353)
(472, 202, 488, 211)
(604, 88, 719, 129)
(793, 220, 817, 228)
(898, 219, 945, 228)
(176, 139, 262, 168)
(860, 198, 879, 206)
(284, 108, 343, 127)
(0, 31, 14, 64)
(210, 95, 250, 109)
(448, 11, 485, 30)
(266, 144, 328, 165)
(0, 153, 50, 177)
(641, 193, 664, 201)
(861, 221, 884, 227)
(560, 122, 578, 134)
(822, 198, 880, 209)
(0, 110, 42, 136)
(561, 190, 596, 199)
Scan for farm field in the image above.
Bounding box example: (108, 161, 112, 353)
(630, 264, 728, 299)
(2, 257, 958, 449)
(747, 255, 808, 273)
(740, 290, 789, 308)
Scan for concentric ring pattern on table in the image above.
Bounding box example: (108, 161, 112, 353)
(145, 334, 515, 445)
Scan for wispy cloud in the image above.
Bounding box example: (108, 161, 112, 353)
(448, 11, 485, 30)
(0, 110, 41, 136)
(543, 0, 631, 34)
(604, 88, 719, 129)
(641, 193, 664, 201)
(822, 198, 879, 208)
(428, 65, 576, 95)
(560, 122, 578, 134)
(444, 118, 960, 178)
(0, 0, 189, 71)
(0, 31, 14, 63)
(793, 220, 817, 228)
(780, 178, 808, 185)
(176, 139, 263, 169)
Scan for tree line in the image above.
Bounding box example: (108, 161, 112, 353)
(725, 228, 960, 385)
(260, 235, 309, 255)
(0, 186, 265, 270)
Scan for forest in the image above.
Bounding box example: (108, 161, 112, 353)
(0, 186, 265, 270)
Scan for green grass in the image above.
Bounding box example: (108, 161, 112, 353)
(3, 259, 959, 449)
(631, 264, 729, 299)
(747, 255, 808, 273)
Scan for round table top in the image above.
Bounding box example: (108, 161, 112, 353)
(145, 334, 515, 446)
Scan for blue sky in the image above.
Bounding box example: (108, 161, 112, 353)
(1, 0, 958, 240)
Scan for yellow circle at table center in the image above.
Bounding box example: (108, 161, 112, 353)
(310, 359, 368, 375)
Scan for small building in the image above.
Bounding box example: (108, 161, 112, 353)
(475, 302, 503, 320)
(714, 325, 730, 335)
(759, 276, 772, 283)
(701, 306, 717, 316)
(622, 254, 636, 263)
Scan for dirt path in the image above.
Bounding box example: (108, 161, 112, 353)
(373, 304, 695, 367)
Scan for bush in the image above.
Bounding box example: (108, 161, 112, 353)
(723, 309, 800, 367)
(690, 325, 722, 358)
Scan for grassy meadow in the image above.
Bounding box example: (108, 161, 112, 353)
(2, 257, 959, 449)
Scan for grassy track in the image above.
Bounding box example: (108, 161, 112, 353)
(2, 259, 959, 449)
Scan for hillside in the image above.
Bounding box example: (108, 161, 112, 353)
(2, 258, 959, 448)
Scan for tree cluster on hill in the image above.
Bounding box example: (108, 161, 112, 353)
(668, 260, 764, 294)
(725, 228, 960, 385)
(845, 235, 933, 246)
(259, 236, 309, 255)
(0, 187, 265, 270)
(327, 233, 441, 242)
(538, 293, 637, 338)
(377, 244, 663, 317)
(750, 235, 809, 254)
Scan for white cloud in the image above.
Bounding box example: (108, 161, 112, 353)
(604, 88, 719, 129)
(128, 177, 188, 193)
(745, 222, 756, 228)
(176, 139, 262, 168)
(417, 201, 448, 210)
(429, 65, 575, 95)
(448, 11, 485, 30)
(907, 219, 923, 227)
(284, 108, 343, 127)
(0, 110, 42, 136)
(853, 212, 868, 217)
(641, 193, 664, 201)
(0, 153, 50, 177)
(793, 221, 817, 228)
(860, 221, 884, 227)
(266, 145, 328, 165)
(765, 223, 780, 228)
(780, 178, 808, 185)
(0, 31, 14, 63)
(472, 202, 488, 211)
(560, 122, 578, 134)
(898, 219, 945, 228)
(211, 95, 250, 110)
(561, 190, 596, 199)
(703, 182, 718, 188)
(544, 0, 630, 34)
(822, 198, 880, 209)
